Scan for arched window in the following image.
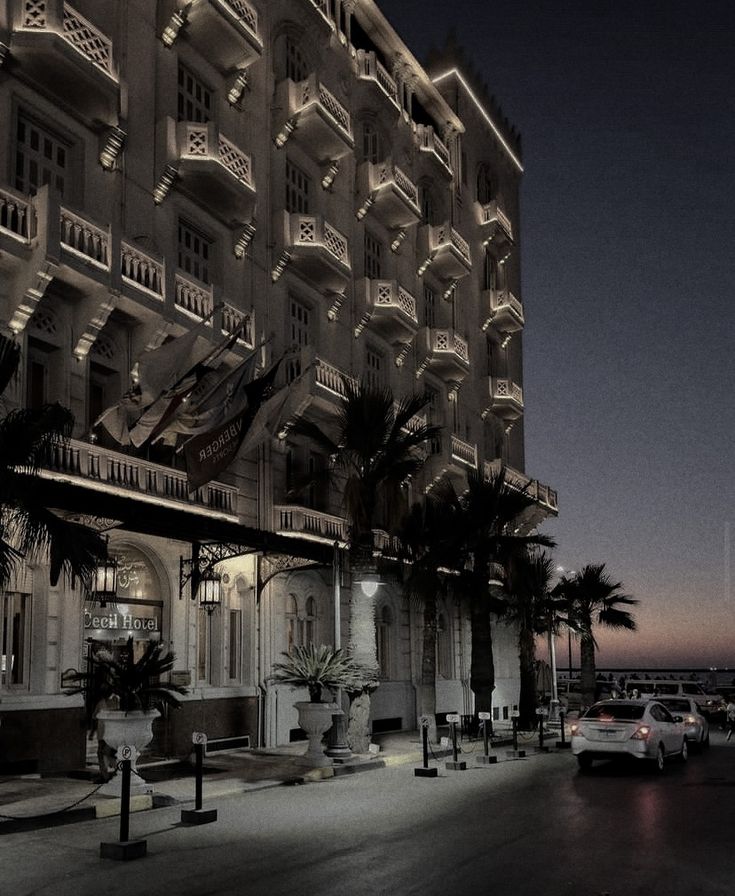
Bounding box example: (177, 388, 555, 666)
(477, 164, 496, 205)
(286, 594, 318, 651)
(361, 121, 381, 164)
(285, 37, 309, 82)
(376, 605, 392, 678)
(304, 596, 316, 645)
(419, 185, 434, 224)
(286, 595, 299, 653)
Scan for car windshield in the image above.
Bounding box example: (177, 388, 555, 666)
(584, 703, 644, 721)
(658, 699, 689, 713)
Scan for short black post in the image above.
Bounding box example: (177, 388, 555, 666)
(181, 734, 218, 825)
(483, 719, 489, 756)
(445, 714, 467, 771)
(512, 716, 518, 752)
(556, 710, 571, 749)
(414, 717, 438, 777)
(475, 713, 497, 765)
(100, 752, 147, 860)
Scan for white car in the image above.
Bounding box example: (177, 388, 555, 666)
(656, 696, 709, 750)
(571, 699, 688, 772)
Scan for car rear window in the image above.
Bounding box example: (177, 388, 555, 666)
(658, 699, 689, 713)
(584, 704, 645, 721)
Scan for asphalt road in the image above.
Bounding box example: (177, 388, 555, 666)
(3, 731, 734, 896)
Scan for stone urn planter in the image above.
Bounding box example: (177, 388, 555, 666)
(295, 701, 342, 767)
(96, 708, 160, 796)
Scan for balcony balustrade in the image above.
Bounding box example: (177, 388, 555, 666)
(0, 186, 34, 246)
(450, 434, 478, 470)
(221, 302, 254, 348)
(484, 377, 524, 422)
(417, 222, 472, 282)
(481, 288, 524, 335)
(60, 206, 110, 271)
(175, 272, 214, 322)
(355, 279, 418, 348)
(415, 327, 470, 387)
(483, 460, 558, 526)
(275, 504, 347, 545)
(478, 200, 514, 258)
(161, 119, 256, 226)
(162, 0, 262, 72)
(275, 74, 354, 163)
(42, 438, 238, 517)
(121, 243, 165, 302)
(12, 0, 119, 124)
(355, 50, 400, 109)
(356, 159, 421, 230)
(421, 432, 477, 488)
(275, 211, 350, 296)
(416, 124, 453, 177)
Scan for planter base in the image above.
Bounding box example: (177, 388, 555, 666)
(100, 839, 147, 861)
(414, 767, 438, 778)
(476, 755, 498, 765)
(181, 808, 218, 825)
(445, 760, 467, 771)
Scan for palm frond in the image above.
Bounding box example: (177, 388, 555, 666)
(0, 334, 21, 396)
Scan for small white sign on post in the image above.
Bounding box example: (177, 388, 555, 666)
(117, 744, 137, 762)
(446, 713, 460, 724)
(478, 711, 491, 721)
(192, 732, 208, 746)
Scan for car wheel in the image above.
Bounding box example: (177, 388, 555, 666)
(652, 743, 665, 773)
(703, 732, 710, 749)
(577, 754, 593, 771)
(679, 738, 688, 763)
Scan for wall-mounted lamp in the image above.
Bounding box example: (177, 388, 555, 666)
(355, 572, 381, 598)
(90, 539, 118, 607)
(180, 551, 222, 615)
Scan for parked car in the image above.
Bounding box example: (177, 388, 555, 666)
(571, 699, 688, 772)
(655, 697, 709, 750)
(625, 679, 722, 716)
(557, 679, 622, 713)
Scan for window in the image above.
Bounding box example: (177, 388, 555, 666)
(197, 607, 210, 682)
(437, 613, 451, 679)
(26, 337, 62, 409)
(178, 219, 211, 283)
(178, 64, 212, 123)
(364, 231, 383, 280)
(419, 185, 434, 225)
(228, 609, 242, 682)
(423, 285, 436, 328)
(286, 38, 310, 82)
(376, 605, 392, 679)
(15, 113, 69, 197)
(424, 386, 442, 454)
(88, 361, 119, 431)
(286, 595, 318, 651)
(285, 160, 310, 214)
(477, 164, 496, 204)
(365, 345, 384, 390)
(361, 121, 381, 163)
(484, 250, 499, 292)
(287, 297, 311, 380)
(304, 597, 316, 646)
(2, 592, 31, 688)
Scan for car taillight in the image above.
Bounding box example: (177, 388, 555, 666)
(630, 725, 651, 740)
(570, 724, 579, 735)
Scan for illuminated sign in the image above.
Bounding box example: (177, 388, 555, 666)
(84, 609, 160, 635)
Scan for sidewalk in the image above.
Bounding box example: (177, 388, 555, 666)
(0, 726, 557, 834)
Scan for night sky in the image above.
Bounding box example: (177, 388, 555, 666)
(377, 0, 735, 668)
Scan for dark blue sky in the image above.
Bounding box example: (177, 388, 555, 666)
(378, 0, 735, 667)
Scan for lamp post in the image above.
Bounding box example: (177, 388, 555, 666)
(326, 543, 351, 760)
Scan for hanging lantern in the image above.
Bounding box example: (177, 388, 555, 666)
(91, 553, 118, 607)
(197, 569, 222, 614)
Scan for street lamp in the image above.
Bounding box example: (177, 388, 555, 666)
(90, 540, 118, 607)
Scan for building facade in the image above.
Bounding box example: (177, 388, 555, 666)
(0, 0, 556, 773)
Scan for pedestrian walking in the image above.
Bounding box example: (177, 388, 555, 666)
(726, 700, 735, 742)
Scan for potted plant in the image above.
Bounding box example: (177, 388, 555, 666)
(66, 637, 187, 790)
(270, 644, 363, 766)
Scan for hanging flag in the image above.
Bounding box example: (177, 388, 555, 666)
(183, 358, 283, 491)
(238, 365, 313, 458)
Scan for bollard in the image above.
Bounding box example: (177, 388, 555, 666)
(445, 713, 467, 771)
(506, 712, 526, 760)
(100, 747, 147, 860)
(556, 710, 571, 749)
(414, 715, 438, 777)
(475, 711, 497, 765)
(182, 733, 218, 824)
(536, 708, 549, 753)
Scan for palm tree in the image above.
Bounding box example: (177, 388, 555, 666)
(456, 470, 554, 718)
(289, 379, 440, 752)
(395, 479, 462, 741)
(0, 333, 106, 591)
(554, 564, 637, 708)
(503, 549, 557, 728)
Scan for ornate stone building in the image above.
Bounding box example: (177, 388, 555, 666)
(0, 0, 556, 773)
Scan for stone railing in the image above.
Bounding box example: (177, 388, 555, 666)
(219, 0, 259, 41)
(121, 242, 164, 300)
(431, 329, 469, 364)
(372, 281, 418, 322)
(175, 271, 214, 321)
(297, 74, 351, 136)
(222, 303, 254, 346)
(492, 290, 524, 318)
(493, 378, 524, 406)
(289, 214, 350, 267)
(314, 356, 354, 398)
(217, 133, 253, 186)
(416, 124, 452, 172)
(275, 504, 347, 542)
(60, 206, 110, 270)
(43, 439, 237, 514)
(450, 435, 478, 469)
(372, 160, 419, 207)
(355, 50, 399, 106)
(481, 200, 513, 241)
(178, 122, 253, 188)
(483, 461, 558, 514)
(431, 223, 471, 266)
(0, 186, 33, 242)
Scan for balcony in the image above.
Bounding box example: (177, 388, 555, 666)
(160, 118, 256, 226)
(222, 303, 254, 348)
(484, 378, 524, 422)
(478, 200, 514, 258)
(41, 438, 238, 518)
(417, 222, 472, 282)
(162, 0, 262, 72)
(274, 504, 347, 545)
(275, 211, 350, 295)
(355, 50, 400, 110)
(11, 0, 119, 124)
(356, 159, 421, 230)
(481, 289, 524, 335)
(422, 432, 477, 489)
(416, 124, 452, 177)
(174, 272, 214, 322)
(355, 279, 418, 348)
(415, 327, 470, 386)
(275, 74, 354, 164)
(121, 242, 165, 303)
(483, 460, 558, 529)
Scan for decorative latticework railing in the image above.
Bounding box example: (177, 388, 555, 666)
(297, 75, 351, 136)
(432, 329, 469, 364)
(372, 161, 419, 207)
(219, 0, 260, 40)
(355, 50, 399, 106)
(372, 281, 418, 322)
(481, 200, 513, 241)
(432, 223, 471, 266)
(179, 123, 253, 187)
(60, 207, 110, 269)
(492, 378, 524, 406)
(289, 215, 350, 267)
(417, 124, 452, 172)
(121, 242, 164, 300)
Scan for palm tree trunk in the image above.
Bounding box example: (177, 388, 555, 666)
(579, 634, 597, 710)
(417, 592, 438, 742)
(470, 593, 495, 715)
(517, 624, 538, 729)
